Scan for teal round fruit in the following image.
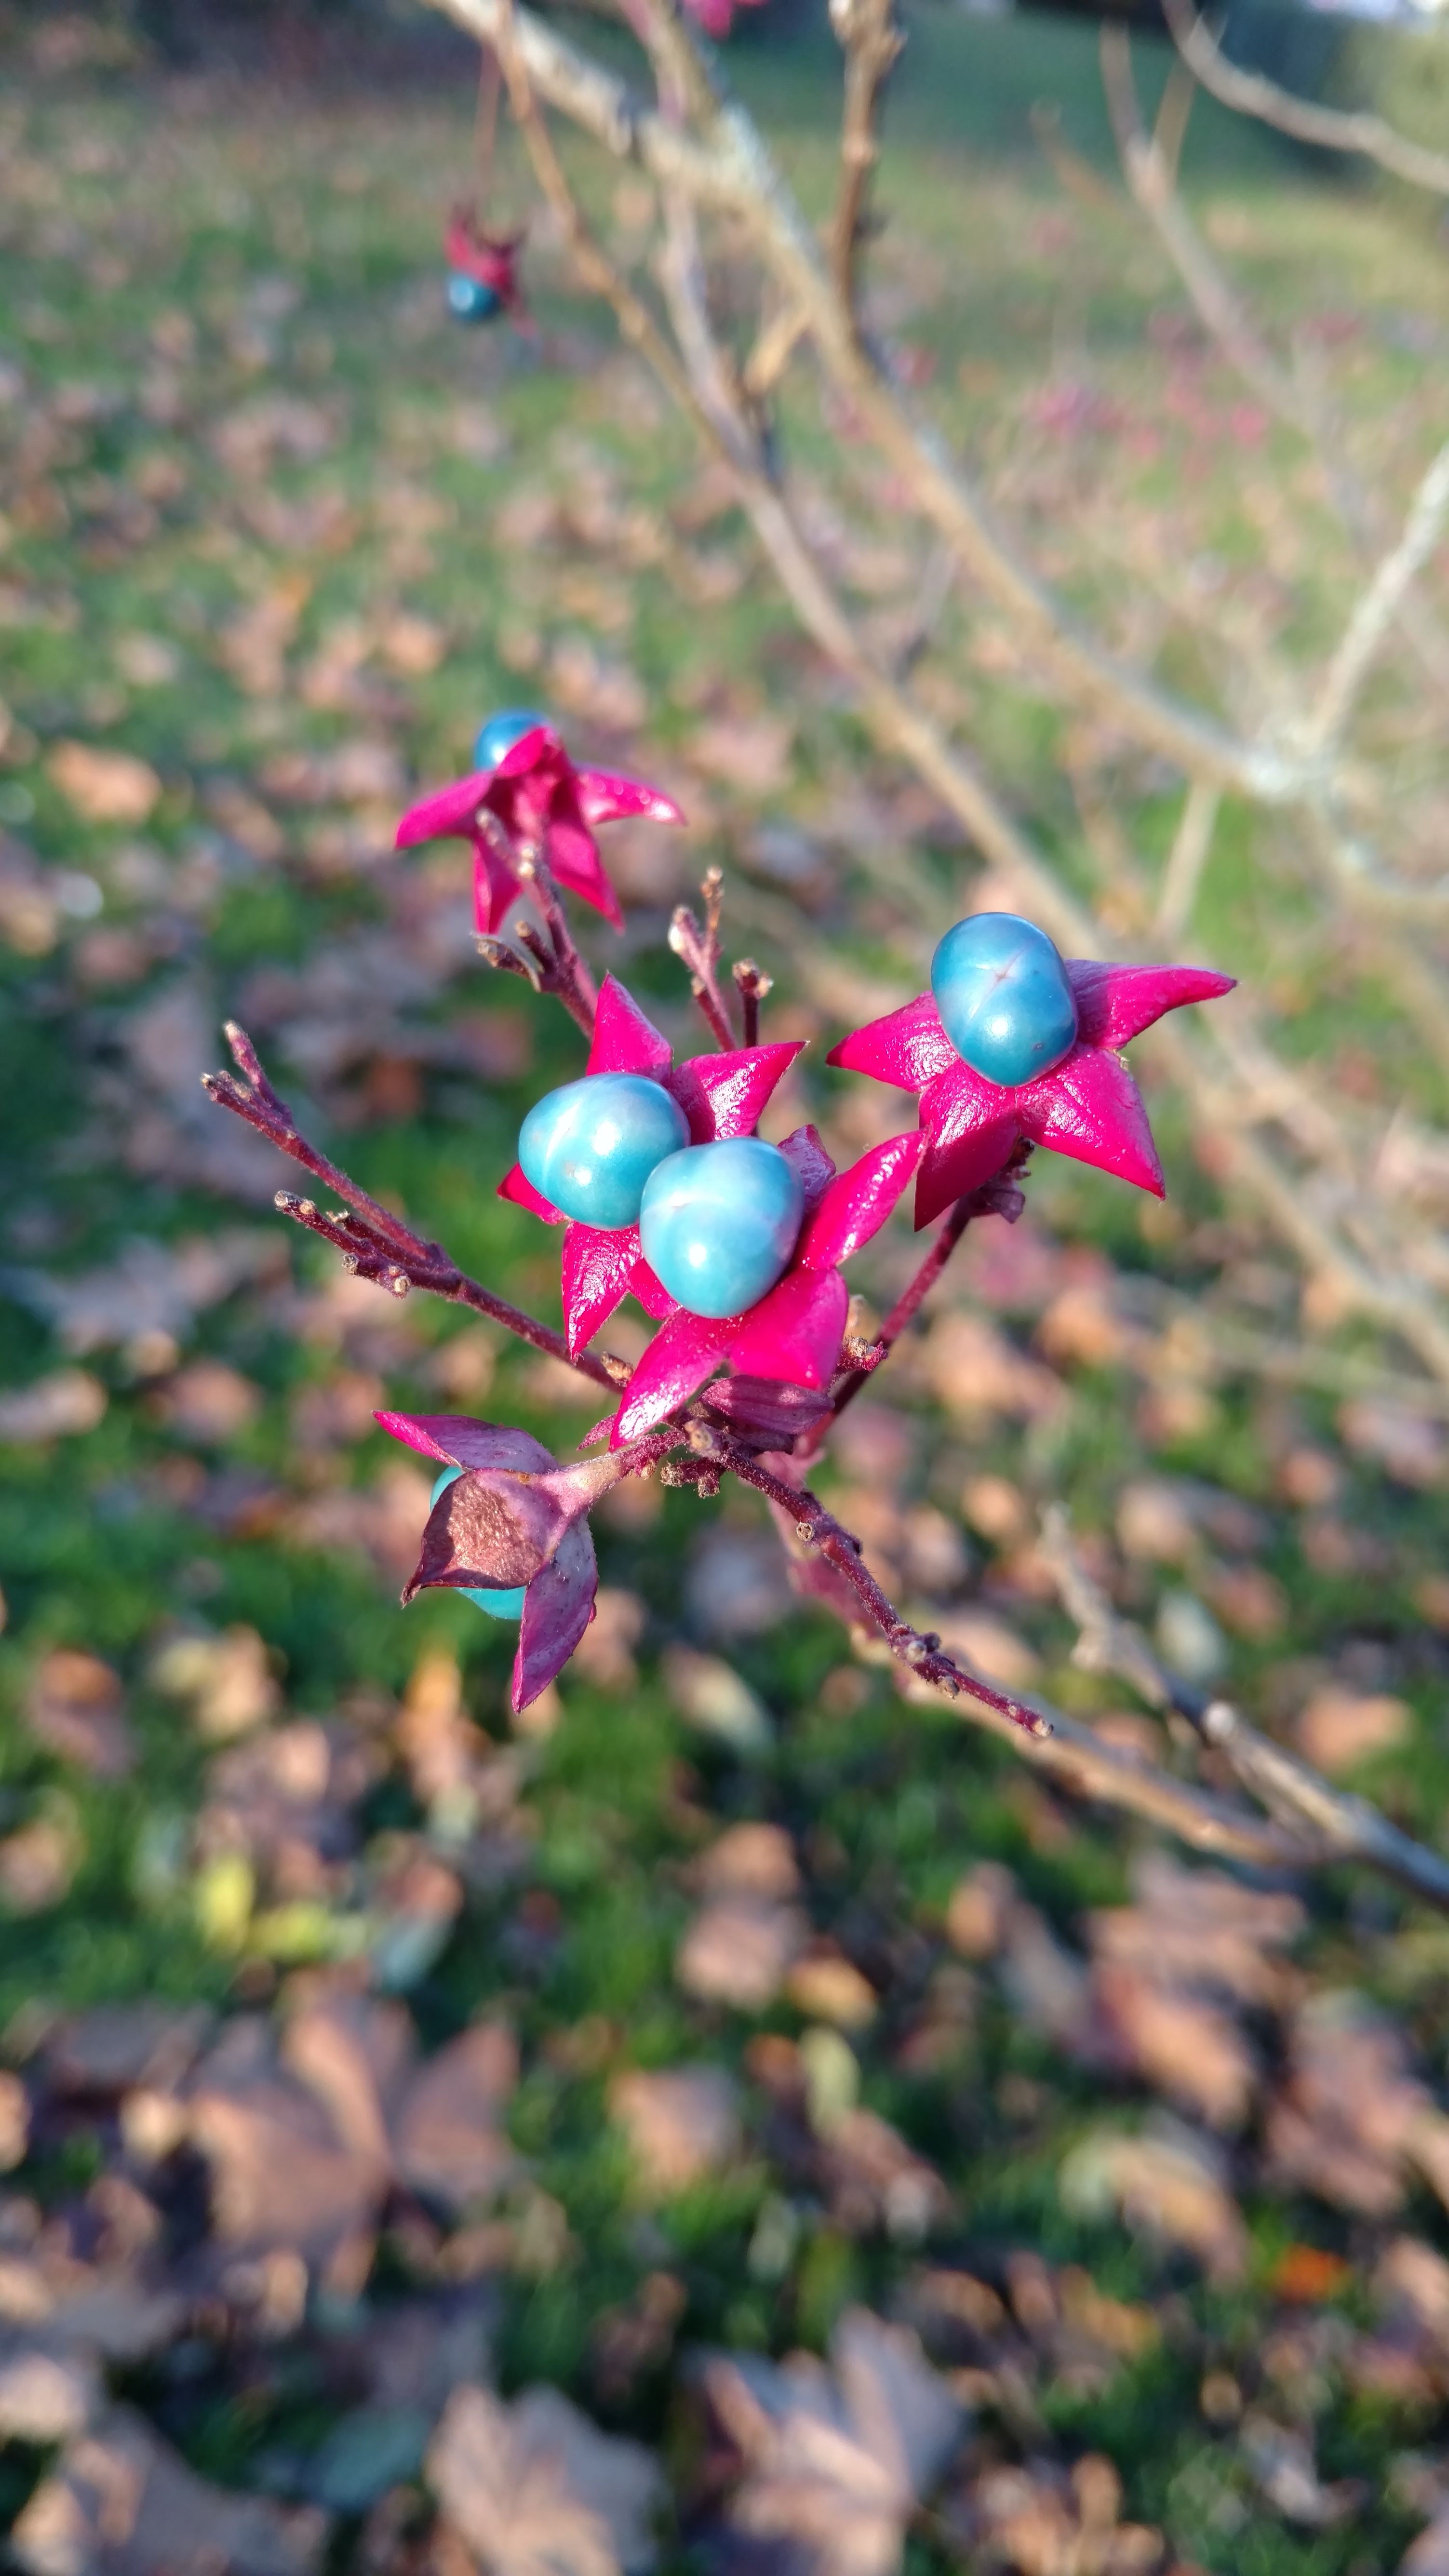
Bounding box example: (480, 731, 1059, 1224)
(639, 1136, 804, 1319)
(430, 1467, 526, 1620)
(518, 1072, 689, 1230)
(448, 271, 502, 324)
(474, 708, 546, 769)
(930, 912, 1078, 1088)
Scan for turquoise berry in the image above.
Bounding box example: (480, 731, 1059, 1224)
(930, 912, 1079, 1089)
(430, 1467, 526, 1620)
(639, 1136, 804, 1320)
(518, 1072, 690, 1230)
(474, 707, 547, 769)
(447, 271, 502, 324)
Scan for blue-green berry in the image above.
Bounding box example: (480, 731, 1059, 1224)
(474, 708, 547, 769)
(429, 1467, 526, 1620)
(930, 912, 1079, 1089)
(447, 272, 502, 324)
(518, 1073, 690, 1230)
(639, 1136, 804, 1319)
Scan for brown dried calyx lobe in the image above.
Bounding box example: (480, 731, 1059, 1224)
(394, 1427, 622, 1606)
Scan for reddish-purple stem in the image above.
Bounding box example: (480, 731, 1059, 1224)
(830, 1139, 1033, 1420)
(714, 1432, 1048, 1736)
(202, 1026, 619, 1390)
(670, 869, 737, 1049)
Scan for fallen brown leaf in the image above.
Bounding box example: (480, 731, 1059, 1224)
(12, 2406, 327, 2576)
(27, 1650, 134, 1778)
(1060, 2122, 1248, 2280)
(703, 2305, 961, 2576)
(429, 2380, 664, 2574)
(47, 740, 162, 825)
(676, 1897, 808, 2012)
(0, 1370, 106, 1442)
(610, 2067, 740, 2199)
(1294, 1687, 1412, 1774)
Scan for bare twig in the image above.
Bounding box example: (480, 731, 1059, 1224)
(1304, 437, 1449, 756)
(830, 1143, 1033, 1421)
(1100, 25, 1315, 439)
(828, 0, 904, 319)
(473, 39, 503, 207)
(741, 299, 808, 401)
(521, 855, 603, 1034)
(202, 1025, 621, 1390)
(731, 956, 772, 1045)
(1154, 778, 1220, 942)
(1040, 1504, 1449, 1912)
(891, 537, 956, 680)
(1163, 0, 1449, 197)
(669, 867, 737, 1046)
(1151, 50, 1196, 182)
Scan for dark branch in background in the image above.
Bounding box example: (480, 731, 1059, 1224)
(1162, 0, 1449, 195)
(828, 0, 904, 319)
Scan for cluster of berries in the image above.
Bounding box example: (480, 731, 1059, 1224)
(389, 713, 1234, 1629)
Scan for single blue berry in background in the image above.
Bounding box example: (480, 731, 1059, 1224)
(447, 271, 502, 324)
(930, 912, 1079, 1089)
(639, 1136, 804, 1319)
(518, 1073, 690, 1230)
(429, 1467, 526, 1620)
(474, 708, 547, 770)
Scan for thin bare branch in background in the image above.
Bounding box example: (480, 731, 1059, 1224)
(1100, 13, 1449, 700)
(1041, 1508, 1449, 1911)
(828, 0, 904, 318)
(422, 0, 1312, 804)
(1100, 23, 1316, 438)
(1304, 437, 1449, 754)
(1154, 778, 1220, 941)
(472, 38, 503, 206)
(1162, 0, 1449, 196)
(1150, 50, 1197, 182)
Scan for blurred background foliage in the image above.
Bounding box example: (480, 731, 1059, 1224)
(6, 1, 1449, 2570)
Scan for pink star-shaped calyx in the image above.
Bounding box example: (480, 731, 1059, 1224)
(679, 0, 766, 34)
(829, 957, 1235, 1227)
(395, 724, 684, 938)
(607, 1124, 924, 1447)
(499, 973, 808, 1357)
(445, 209, 529, 323)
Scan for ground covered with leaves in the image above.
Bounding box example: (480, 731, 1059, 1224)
(5, 9, 1449, 2571)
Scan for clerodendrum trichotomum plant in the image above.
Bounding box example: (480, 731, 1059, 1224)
(203, 712, 1233, 1726)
